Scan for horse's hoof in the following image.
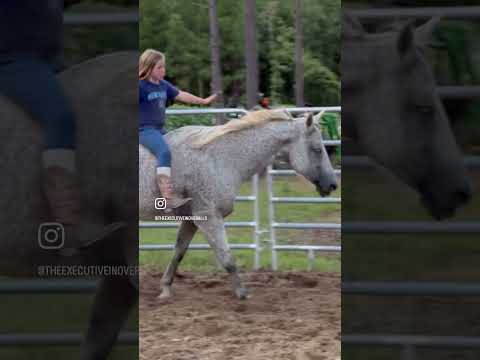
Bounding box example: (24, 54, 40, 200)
(235, 287, 249, 300)
(158, 287, 172, 300)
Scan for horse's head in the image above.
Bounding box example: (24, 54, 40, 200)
(289, 113, 338, 197)
(342, 14, 471, 219)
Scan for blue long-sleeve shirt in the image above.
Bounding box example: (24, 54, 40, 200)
(0, 1, 63, 67)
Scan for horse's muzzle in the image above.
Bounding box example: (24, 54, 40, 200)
(315, 181, 337, 197)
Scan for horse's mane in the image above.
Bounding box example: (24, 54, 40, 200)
(188, 110, 292, 148)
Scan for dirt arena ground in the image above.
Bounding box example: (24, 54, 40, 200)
(140, 270, 340, 360)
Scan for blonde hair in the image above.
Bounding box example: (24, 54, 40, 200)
(139, 49, 165, 80)
(190, 110, 293, 148)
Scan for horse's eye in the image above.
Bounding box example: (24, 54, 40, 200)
(312, 147, 323, 153)
(416, 105, 434, 114)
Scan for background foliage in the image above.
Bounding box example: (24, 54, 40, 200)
(139, 0, 341, 107)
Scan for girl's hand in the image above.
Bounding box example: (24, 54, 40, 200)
(203, 92, 220, 105)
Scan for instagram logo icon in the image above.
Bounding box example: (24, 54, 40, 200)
(155, 197, 167, 210)
(38, 222, 65, 250)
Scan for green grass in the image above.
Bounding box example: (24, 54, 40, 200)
(343, 169, 480, 280)
(343, 233, 480, 281)
(0, 293, 138, 360)
(140, 174, 341, 273)
(343, 170, 480, 221)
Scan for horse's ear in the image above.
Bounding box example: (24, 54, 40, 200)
(306, 113, 314, 128)
(415, 17, 441, 46)
(397, 23, 415, 56)
(342, 12, 365, 39)
(313, 110, 326, 124)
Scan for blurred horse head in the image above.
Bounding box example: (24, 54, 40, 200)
(342, 14, 471, 219)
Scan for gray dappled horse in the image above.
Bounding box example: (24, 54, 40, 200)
(0, 52, 138, 360)
(139, 110, 338, 299)
(342, 14, 472, 219)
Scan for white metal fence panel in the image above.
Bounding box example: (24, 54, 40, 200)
(0, 279, 136, 346)
(267, 107, 342, 270)
(343, 282, 480, 360)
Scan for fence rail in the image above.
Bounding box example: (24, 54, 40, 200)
(166, 108, 248, 116)
(350, 6, 480, 20)
(343, 334, 480, 360)
(272, 222, 341, 230)
(271, 197, 341, 204)
(270, 169, 341, 176)
(437, 86, 480, 99)
(342, 281, 480, 296)
(344, 334, 480, 348)
(0, 280, 97, 294)
(350, 7, 480, 100)
(343, 156, 480, 168)
(141, 243, 257, 251)
(64, 12, 138, 25)
(140, 221, 256, 229)
(0, 333, 137, 346)
(343, 221, 480, 234)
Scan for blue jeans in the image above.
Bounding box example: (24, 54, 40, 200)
(139, 127, 171, 167)
(0, 58, 75, 149)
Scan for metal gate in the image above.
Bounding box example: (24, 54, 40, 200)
(342, 282, 480, 360)
(266, 107, 342, 270)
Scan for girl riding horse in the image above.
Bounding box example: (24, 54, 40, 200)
(139, 49, 217, 210)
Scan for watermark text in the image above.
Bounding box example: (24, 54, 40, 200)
(154, 215, 208, 221)
(37, 265, 138, 277)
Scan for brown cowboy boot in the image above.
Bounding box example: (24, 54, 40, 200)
(156, 174, 191, 210)
(42, 166, 125, 250)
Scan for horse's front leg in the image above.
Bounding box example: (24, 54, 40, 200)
(159, 220, 198, 299)
(194, 214, 248, 300)
(80, 276, 137, 360)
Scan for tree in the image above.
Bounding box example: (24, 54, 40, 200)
(304, 51, 340, 105)
(208, 0, 225, 124)
(294, 0, 305, 106)
(244, 0, 259, 109)
(139, 0, 341, 107)
(269, 11, 294, 104)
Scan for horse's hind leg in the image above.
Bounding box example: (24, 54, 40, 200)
(80, 276, 137, 360)
(159, 220, 198, 299)
(194, 215, 248, 300)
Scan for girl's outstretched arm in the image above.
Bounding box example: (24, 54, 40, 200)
(175, 91, 218, 106)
